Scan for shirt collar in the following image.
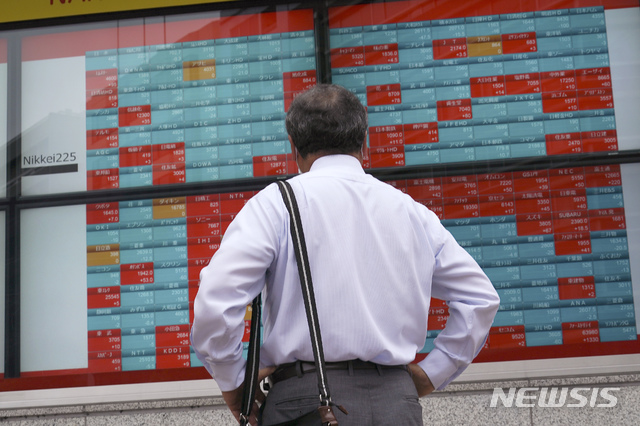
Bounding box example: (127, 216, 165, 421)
(308, 154, 365, 174)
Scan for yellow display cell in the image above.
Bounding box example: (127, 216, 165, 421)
(87, 245, 120, 267)
(153, 198, 187, 219)
(183, 60, 217, 81)
(467, 40, 503, 57)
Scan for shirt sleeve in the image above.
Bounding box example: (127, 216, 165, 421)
(190, 185, 280, 391)
(417, 217, 500, 390)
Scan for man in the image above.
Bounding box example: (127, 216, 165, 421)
(191, 84, 500, 425)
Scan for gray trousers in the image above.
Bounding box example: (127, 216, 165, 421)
(259, 365, 423, 425)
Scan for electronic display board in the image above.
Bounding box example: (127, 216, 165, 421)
(0, 38, 7, 198)
(8, 162, 638, 393)
(328, 0, 640, 169)
(20, 8, 315, 195)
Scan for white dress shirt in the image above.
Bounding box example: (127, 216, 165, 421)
(191, 154, 500, 392)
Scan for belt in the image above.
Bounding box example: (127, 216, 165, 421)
(269, 360, 407, 385)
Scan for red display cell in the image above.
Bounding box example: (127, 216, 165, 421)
(589, 208, 626, 231)
(551, 190, 588, 211)
(87, 202, 120, 224)
(283, 70, 317, 92)
(477, 174, 514, 195)
(86, 68, 118, 90)
(118, 105, 151, 127)
(121, 263, 154, 285)
(220, 192, 253, 214)
(437, 98, 472, 121)
(87, 128, 119, 150)
(479, 196, 515, 216)
(88, 353, 122, 373)
(513, 171, 549, 192)
(253, 156, 292, 176)
(428, 310, 448, 330)
(370, 146, 405, 168)
(442, 177, 478, 197)
(187, 218, 222, 238)
(584, 172, 619, 187)
(515, 196, 552, 213)
(156, 324, 191, 347)
(119, 145, 152, 167)
(330, 46, 365, 67)
(558, 277, 596, 300)
(578, 88, 614, 110)
(87, 286, 121, 309)
(187, 236, 221, 259)
(501, 32, 537, 54)
(548, 168, 586, 190)
(581, 129, 618, 152)
(554, 238, 592, 255)
(369, 125, 404, 147)
(152, 163, 186, 185)
(87, 168, 120, 190)
(364, 43, 399, 65)
(406, 179, 442, 199)
(186, 195, 221, 216)
(156, 346, 191, 369)
(432, 38, 468, 59)
(576, 67, 612, 90)
(505, 73, 540, 94)
(152, 142, 185, 164)
(86, 89, 119, 110)
(515, 213, 553, 235)
(553, 210, 589, 233)
(443, 200, 480, 219)
(470, 75, 506, 98)
(489, 331, 527, 349)
(545, 132, 582, 155)
(541, 91, 578, 113)
(403, 122, 438, 144)
(540, 70, 577, 92)
(88, 329, 122, 352)
(563, 327, 600, 344)
(189, 258, 210, 281)
(366, 84, 402, 106)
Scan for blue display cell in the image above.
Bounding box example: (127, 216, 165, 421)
(597, 304, 635, 321)
(250, 60, 282, 75)
(154, 246, 188, 262)
(363, 29, 398, 45)
(121, 291, 155, 307)
(120, 172, 153, 188)
(182, 46, 216, 62)
(218, 103, 251, 118)
(250, 80, 284, 96)
(596, 281, 633, 298)
(88, 313, 121, 331)
(154, 225, 187, 241)
(524, 307, 561, 324)
(537, 36, 573, 52)
(503, 58, 539, 74)
(440, 146, 475, 162)
(600, 327, 637, 342)
(184, 106, 217, 121)
(519, 241, 555, 258)
(251, 100, 286, 117)
(87, 271, 121, 288)
(121, 310, 155, 329)
(404, 149, 440, 165)
(152, 109, 184, 125)
(593, 259, 630, 277)
(476, 144, 511, 160)
(465, 20, 501, 37)
(248, 39, 282, 55)
(122, 334, 156, 352)
(281, 36, 314, 52)
(183, 86, 216, 102)
(252, 140, 289, 156)
(492, 309, 525, 327)
(561, 305, 598, 322)
(87, 229, 119, 245)
(87, 114, 118, 130)
(435, 84, 470, 100)
(507, 100, 543, 116)
(118, 91, 151, 108)
(119, 72, 151, 88)
(150, 69, 182, 84)
(511, 141, 546, 157)
(556, 261, 594, 278)
(219, 164, 253, 180)
(402, 107, 437, 124)
(480, 222, 517, 238)
(368, 110, 402, 126)
(155, 288, 189, 304)
(399, 67, 435, 84)
(483, 265, 521, 282)
(185, 126, 218, 142)
(216, 63, 249, 79)
(572, 33, 608, 49)
(86, 54, 118, 71)
(544, 118, 580, 134)
(185, 146, 218, 164)
(365, 70, 401, 86)
(215, 42, 249, 58)
(580, 115, 616, 131)
(522, 286, 558, 302)
(397, 27, 432, 43)
(438, 125, 473, 142)
(587, 193, 624, 209)
(151, 89, 183, 104)
(120, 227, 153, 244)
(156, 309, 190, 326)
(591, 237, 628, 254)
(329, 31, 363, 48)
(434, 64, 469, 80)
(520, 264, 557, 280)
(154, 268, 188, 285)
(474, 123, 509, 139)
(483, 244, 519, 260)
(431, 22, 466, 39)
(525, 330, 563, 346)
(87, 154, 119, 170)
(120, 248, 154, 264)
(401, 87, 436, 102)
(122, 356, 156, 371)
(282, 56, 316, 72)
(219, 143, 252, 160)
(469, 61, 504, 78)
(539, 56, 574, 72)
(186, 166, 220, 182)
(534, 15, 571, 32)
(217, 123, 251, 139)
(570, 12, 605, 28)
(497, 288, 523, 304)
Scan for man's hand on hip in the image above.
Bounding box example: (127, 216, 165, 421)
(408, 363, 435, 397)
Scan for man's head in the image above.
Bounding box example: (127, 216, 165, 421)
(285, 84, 368, 159)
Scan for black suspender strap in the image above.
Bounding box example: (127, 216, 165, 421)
(239, 294, 261, 426)
(277, 180, 332, 406)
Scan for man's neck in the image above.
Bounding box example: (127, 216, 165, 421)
(297, 152, 362, 173)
